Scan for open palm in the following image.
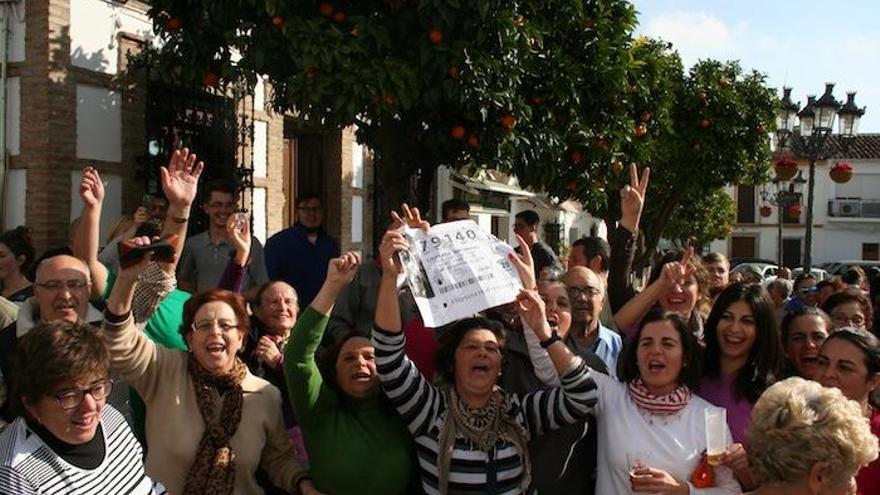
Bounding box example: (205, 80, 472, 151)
(160, 148, 204, 207)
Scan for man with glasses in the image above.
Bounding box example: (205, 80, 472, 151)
(0, 255, 104, 421)
(561, 266, 623, 375)
(178, 179, 269, 293)
(265, 194, 340, 308)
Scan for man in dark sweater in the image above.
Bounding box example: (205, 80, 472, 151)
(513, 209, 561, 278)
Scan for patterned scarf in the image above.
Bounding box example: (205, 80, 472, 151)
(627, 378, 692, 416)
(437, 387, 531, 494)
(182, 355, 248, 495)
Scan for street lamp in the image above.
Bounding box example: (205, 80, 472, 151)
(775, 84, 865, 272)
(761, 170, 807, 268)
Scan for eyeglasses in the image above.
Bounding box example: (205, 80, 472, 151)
(799, 286, 819, 295)
(831, 314, 866, 327)
(52, 379, 113, 410)
(191, 319, 239, 333)
(35, 279, 89, 292)
(566, 286, 602, 298)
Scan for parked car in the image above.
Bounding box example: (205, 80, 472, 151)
(791, 267, 830, 281)
(731, 262, 779, 281)
(824, 260, 880, 276)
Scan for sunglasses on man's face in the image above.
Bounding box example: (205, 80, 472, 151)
(799, 286, 819, 295)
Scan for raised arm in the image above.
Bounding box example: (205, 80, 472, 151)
(73, 166, 109, 300)
(284, 253, 360, 426)
(216, 213, 251, 293)
(614, 247, 695, 333)
(374, 205, 429, 333)
(608, 164, 650, 313)
(158, 148, 203, 275)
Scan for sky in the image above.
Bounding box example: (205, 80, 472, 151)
(635, 0, 880, 132)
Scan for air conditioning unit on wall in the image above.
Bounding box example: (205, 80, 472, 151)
(831, 199, 861, 217)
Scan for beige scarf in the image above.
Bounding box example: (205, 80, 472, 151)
(437, 387, 531, 494)
(182, 355, 247, 495)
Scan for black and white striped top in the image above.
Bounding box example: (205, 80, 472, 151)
(372, 327, 598, 494)
(0, 405, 163, 495)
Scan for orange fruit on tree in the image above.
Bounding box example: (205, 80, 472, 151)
(319, 3, 334, 16)
(385, 95, 394, 105)
(634, 123, 647, 137)
(333, 11, 346, 22)
(272, 16, 283, 26)
(202, 72, 219, 87)
(467, 135, 480, 149)
(566, 179, 578, 192)
(451, 126, 466, 140)
(166, 17, 183, 31)
(700, 119, 711, 128)
(593, 138, 608, 151)
(612, 160, 624, 175)
(501, 114, 516, 130)
(429, 29, 444, 44)
(571, 149, 584, 164)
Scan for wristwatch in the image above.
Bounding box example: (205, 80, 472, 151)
(539, 330, 561, 349)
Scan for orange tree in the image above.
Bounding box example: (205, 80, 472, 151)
(141, 1, 775, 252)
(139, 0, 639, 210)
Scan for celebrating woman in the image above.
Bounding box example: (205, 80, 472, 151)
(822, 287, 873, 333)
(0, 320, 162, 493)
(372, 207, 598, 494)
(781, 306, 830, 379)
(284, 252, 416, 495)
(102, 239, 316, 495)
(0, 227, 35, 304)
(699, 282, 783, 489)
(748, 377, 878, 495)
(817, 328, 880, 494)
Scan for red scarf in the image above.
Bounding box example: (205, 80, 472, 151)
(627, 378, 692, 416)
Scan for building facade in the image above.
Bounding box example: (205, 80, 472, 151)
(0, 0, 376, 254)
(709, 134, 880, 266)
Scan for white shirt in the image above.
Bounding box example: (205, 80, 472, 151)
(592, 372, 742, 494)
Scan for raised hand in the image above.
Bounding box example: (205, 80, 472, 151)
(79, 166, 105, 208)
(255, 335, 283, 368)
(226, 213, 251, 264)
(659, 246, 696, 289)
(620, 163, 650, 232)
(378, 230, 409, 275)
(391, 203, 431, 232)
(326, 251, 361, 287)
(508, 233, 535, 289)
(515, 289, 552, 340)
(160, 148, 204, 208)
(117, 236, 155, 281)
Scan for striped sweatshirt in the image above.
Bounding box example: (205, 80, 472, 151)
(0, 405, 162, 495)
(372, 327, 598, 495)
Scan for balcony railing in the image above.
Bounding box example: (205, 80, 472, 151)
(828, 198, 880, 218)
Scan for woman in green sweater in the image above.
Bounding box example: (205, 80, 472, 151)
(284, 251, 414, 494)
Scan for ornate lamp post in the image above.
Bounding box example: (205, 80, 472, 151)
(761, 170, 806, 268)
(775, 84, 865, 272)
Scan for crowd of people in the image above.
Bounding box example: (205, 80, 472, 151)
(0, 153, 877, 495)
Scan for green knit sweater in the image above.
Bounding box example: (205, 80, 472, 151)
(284, 308, 414, 495)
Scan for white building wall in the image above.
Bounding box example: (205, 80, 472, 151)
(6, 77, 19, 156)
(70, 0, 154, 75)
(7, 1, 26, 63)
(75, 84, 122, 162)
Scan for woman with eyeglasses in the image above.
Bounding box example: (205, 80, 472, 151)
(817, 327, 880, 494)
(0, 320, 164, 493)
(822, 287, 874, 334)
(101, 243, 319, 495)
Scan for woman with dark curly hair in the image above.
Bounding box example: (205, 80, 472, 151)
(0, 227, 35, 304)
(283, 251, 415, 495)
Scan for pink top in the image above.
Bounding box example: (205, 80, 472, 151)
(697, 372, 754, 447)
(856, 408, 880, 495)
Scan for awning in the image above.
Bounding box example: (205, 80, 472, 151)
(450, 172, 535, 197)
